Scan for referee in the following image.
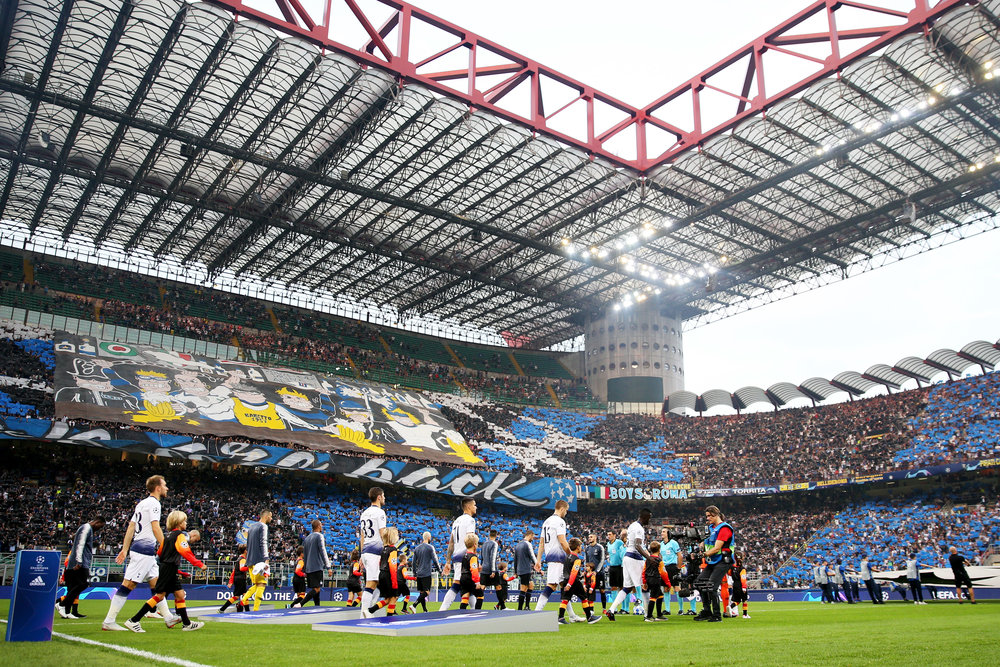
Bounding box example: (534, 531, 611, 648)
(659, 526, 682, 616)
(584, 534, 607, 609)
(60, 516, 105, 619)
(606, 530, 625, 602)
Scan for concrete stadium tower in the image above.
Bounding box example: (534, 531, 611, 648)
(583, 298, 684, 411)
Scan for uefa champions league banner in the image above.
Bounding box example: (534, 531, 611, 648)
(0, 417, 576, 510)
(51, 331, 479, 467)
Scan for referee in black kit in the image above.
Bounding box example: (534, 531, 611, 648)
(948, 546, 976, 604)
(584, 533, 607, 609)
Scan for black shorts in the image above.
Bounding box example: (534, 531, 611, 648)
(609, 565, 624, 588)
(153, 564, 181, 595)
(293, 575, 306, 594)
(665, 564, 680, 586)
(593, 571, 606, 589)
(518, 573, 532, 587)
(232, 577, 248, 597)
(459, 579, 483, 597)
(398, 582, 411, 597)
(480, 572, 500, 587)
(647, 583, 663, 598)
(561, 579, 588, 602)
(953, 570, 973, 589)
(346, 575, 362, 593)
(64, 567, 88, 589)
(416, 575, 432, 592)
(306, 571, 324, 589)
(377, 573, 399, 597)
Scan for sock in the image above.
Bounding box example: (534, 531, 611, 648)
(667, 591, 675, 614)
(156, 598, 171, 619)
(439, 585, 459, 611)
(517, 592, 525, 610)
(474, 595, 483, 610)
(104, 587, 131, 624)
(128, 596, 160, 624)
(601, 589, 607, 608)
(361, 587, 374, 611)
(416, 591, 426, 611)
(219, 599, 232, 612)
(583, 601, 592, 620)
(313, 590, 321, 606)
(401, 598, 408, 612)
(461, 593, 469, 608)
(609, 589, 627, 613)
(72, 599, 82, 615)
(534, 586, 554, 611)
(647, 599, 655, 617)
(387, 602, 396, 616)
(558, 601, 567, 619)
(175, 601, 190, 627)
(743, 601, 748, 615)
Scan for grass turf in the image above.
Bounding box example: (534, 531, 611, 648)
(2, 599, 997, 666)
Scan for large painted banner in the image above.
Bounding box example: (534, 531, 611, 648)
(52, 332, 478, 467)
(0, 417, 576, 510)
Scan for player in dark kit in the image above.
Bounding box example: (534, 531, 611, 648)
(458, 534, 485, 609)
(948, 546, 976, 603)
(288, 546, 307, 608)
(218, 545, 249, 613)
(346, 548, 363, 607)
(125, 511, 206, 632)
(559, 538, 599, 625)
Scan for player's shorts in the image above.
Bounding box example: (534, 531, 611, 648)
(361, 553, 381, 582)
(480, 572, 500, 587)
(609, 565, 623, 588)
(232, 578, 248, 597)
(249, 563, 268, 586)
(545, 562, 564, 586)
(593, 570, 606, 589)
(306, 571, 324, 589)
(518, 573, 532, 587)
(450, 559, 463, 583)
(622, 557, 644, 589)
(292, 575, 306, 594)
(153, 564, 181, 595)
(417, 575, 432, 591)
(123, 551, 159, 583)
(953, 571, 973, 589)
(665, 564, 680, 586)
(647, 583, 663, 598)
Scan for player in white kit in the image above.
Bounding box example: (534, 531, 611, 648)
(439, 497, 477, 611)
(102, 475, 179, 631)
(359, 487, 388, 615)
(534, 500, 571, 610)
(604, 508, 652, 621)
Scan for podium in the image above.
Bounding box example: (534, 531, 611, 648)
(5, 549, 61, 642)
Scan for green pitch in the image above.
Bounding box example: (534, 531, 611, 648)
(2, 599, 996, 666)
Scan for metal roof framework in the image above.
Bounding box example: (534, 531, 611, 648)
(662, 337, 1000, 413)
(0, 0, 999, 349)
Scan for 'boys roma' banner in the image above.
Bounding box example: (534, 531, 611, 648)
(52, 332, 480, 467)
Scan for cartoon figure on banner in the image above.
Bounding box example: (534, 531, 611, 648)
(115, 365, 188, 424)
(54, 357, 141, 411)
(377, 399, 480, 464)
(274, 387, 336, 432)
(170, 371, 236, 424)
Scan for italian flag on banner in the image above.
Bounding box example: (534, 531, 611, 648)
(594, 486, 612, 499)
(99, 341, 138, 357)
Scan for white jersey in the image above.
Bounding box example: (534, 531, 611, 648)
(449, 514, 477, 563)
(541, 514, 568, 563)
(625, 521, 646, 559)
(359, 506, 387, 555)
(129, 495, 161, 555)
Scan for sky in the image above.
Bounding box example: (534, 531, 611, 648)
(394, 0, 1000, 394)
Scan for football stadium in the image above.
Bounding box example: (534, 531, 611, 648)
(1, 0, 999, 664)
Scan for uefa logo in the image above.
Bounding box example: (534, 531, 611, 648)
(36, 556, 45, 564)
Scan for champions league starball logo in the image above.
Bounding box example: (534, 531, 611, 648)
(767, 593, 775, 602)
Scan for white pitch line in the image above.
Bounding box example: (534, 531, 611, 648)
(1, 619, 213, 667)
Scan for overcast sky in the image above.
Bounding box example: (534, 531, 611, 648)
(398, 0, 1000, 395)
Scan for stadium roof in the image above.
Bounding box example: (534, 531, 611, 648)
(1, 0, 999, 349)
(662, 336, 1000, 413)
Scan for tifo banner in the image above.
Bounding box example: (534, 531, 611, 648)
(52, 332, 478, 466)
(0, 417, 575, 510)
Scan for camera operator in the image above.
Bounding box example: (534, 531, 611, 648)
(694, 505, 734, 622)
